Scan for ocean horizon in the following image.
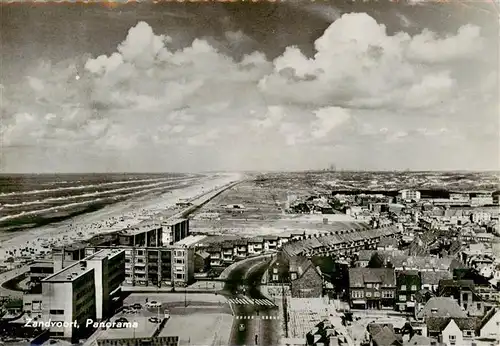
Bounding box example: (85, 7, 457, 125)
(0, 172, 204, 234)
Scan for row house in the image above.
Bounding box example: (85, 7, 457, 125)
(221, 243, 234, 264)
(396, 271, 421, 312)
(206, 246, 222, 267)
(283, 226, 401, 258)
(348, 267, 397, 309)
(248, 238, 264, 255)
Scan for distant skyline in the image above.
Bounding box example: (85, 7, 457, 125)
(1, 2, 498, 173)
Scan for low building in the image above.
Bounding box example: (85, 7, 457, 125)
(348, 268, 396, 309)
(437, 280, 485, 317)
(415, 297, 466, 322)
(421, 271, 452, 293)
(194, 250, 210, 273)
(477, 307, 500, 340)
(248, 238, 264, 255)
(426, 317, 478, 346)
(289, 256, 323, 298)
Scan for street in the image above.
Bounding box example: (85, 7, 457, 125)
(223, 257, 280, 346)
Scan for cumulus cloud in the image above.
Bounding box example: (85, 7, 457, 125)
(1, 13, 497, 172)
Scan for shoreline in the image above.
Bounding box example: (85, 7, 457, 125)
(0, 172, 243, 263)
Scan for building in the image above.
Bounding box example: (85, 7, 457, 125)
(282, 226, 401, 258)
(162, 218, 189, 245)
(52, 243, 87, 272)
(171, 238, 196, 286)
(267, 252, 291, 284)
(477, 307, 500, 340)
(471, 193, 493, 206)
(289, 256, 323, 298)
(449, 193, 470, 203)
(421, 271, 452, 293)
(248, 238, 264, 255)
(41, 249, 125, 343)
(396, 271, 421, 312)
(437, 280, 485, 317)
(471, 212, 492, 224)
(86, 244, 194, 287)
(399, 190, 421, 201)
(348, 268, 396, 309)
(118, 222, 162, 247)
(426, 317, 477, 346)
(415, 297, 467, 322)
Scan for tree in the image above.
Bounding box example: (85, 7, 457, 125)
(368, 252, 384, 268)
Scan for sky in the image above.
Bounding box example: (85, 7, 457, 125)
(0, 1, 498, 173)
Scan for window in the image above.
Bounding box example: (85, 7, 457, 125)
(411, 285, 417, 291)
(49, 310, 64, 315)
(374, 292, 380, 297)
(273, 275, 278, 281)
(477, 303, 481, 310)
(449, 335, 456, 345)
(366, 292, 372, 298)
(366, 283, 373, 288)
(138, 250, 144, 256)
(273, 268, 278, 274)
(399, 295, 407, 302)
(400, 285, 406, 291)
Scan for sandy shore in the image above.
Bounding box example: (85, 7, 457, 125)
(0, 172, 242, 263)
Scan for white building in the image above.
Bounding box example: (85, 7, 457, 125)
(399, 189, 421, 201)
(471, 212, 492, 224)
(41, 249, 125, 342)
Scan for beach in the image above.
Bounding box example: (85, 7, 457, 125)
(0, 172, 243, 264)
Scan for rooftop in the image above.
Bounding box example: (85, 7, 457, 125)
(174, 235, 207, 247)
(162, 218, 188, 226)
(120, 222, 162, 236)
(43, 249, 121, 282)
(42, 260, 92, 283)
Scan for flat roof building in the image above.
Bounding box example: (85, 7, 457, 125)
(118, 222, 162, 247)
(41, 249, 125, 343)
(162, 218, 189, 245)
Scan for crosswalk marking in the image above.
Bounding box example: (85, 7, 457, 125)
(227, 298, 276, 306)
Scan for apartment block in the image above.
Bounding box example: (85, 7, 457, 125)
(85, 244, 194, 287)
(162, 218, 189, 245)
(118, 222, 162, 247)
(41, 249, 125, 343)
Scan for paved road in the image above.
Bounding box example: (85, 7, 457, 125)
(223, 258, 280, 346)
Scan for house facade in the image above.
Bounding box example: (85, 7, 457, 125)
(349, 268, 396, 309)
(396, 271, 421, 312)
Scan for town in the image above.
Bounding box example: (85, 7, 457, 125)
(0, 171, 499, 346)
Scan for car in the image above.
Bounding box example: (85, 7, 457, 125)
(148, 317, 161, 323)
(239, 324, 245, 332)
(145, 301, 161, 308)
(116, 317, 129, 323)
(131, 303, 142, 309)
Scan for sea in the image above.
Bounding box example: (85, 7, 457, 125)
(0, 173, 201, 233)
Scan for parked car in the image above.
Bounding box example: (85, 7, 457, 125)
(145, 301, 161, 308)
(131, 303, 142, 309)
(148, 317, 161, 323)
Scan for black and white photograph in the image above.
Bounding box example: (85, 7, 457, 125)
(0, 0, 499, 345)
